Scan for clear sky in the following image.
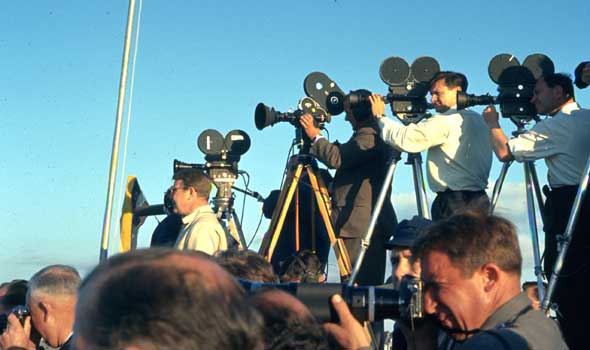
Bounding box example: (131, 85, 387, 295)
(1, 0, 588, 283)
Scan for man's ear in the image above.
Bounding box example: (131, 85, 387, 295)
(480, 263, 500, 293)
(38, 301, 51, 322)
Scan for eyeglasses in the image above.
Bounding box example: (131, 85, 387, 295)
(170, 186, 188, 195)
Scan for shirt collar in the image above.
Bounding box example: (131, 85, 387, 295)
(559, 101, 580, 115)
(182, 205, 213, 224)
(480, 292, 531, 330)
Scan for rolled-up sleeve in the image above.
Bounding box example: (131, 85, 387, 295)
(378, 116, 450, 153)
(507, 123, 558, 162)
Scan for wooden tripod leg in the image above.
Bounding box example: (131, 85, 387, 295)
(258, 164, 304, 261)
(227, 213, 244, 250)
(306, 167, 352, 279)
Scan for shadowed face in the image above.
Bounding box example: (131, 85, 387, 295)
(421, 251, 488, 340)
(430, 79, 460, 113)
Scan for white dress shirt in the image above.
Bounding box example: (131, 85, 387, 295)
(174, 205, 227, 255)
(508, 102, 590, 187)
(378, 108, 492, 193)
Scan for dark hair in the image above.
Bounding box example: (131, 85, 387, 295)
(248, 289, 328, 350)
(173, 169, 212, 199)
(412, 211, 522, 277)
(0, 280, 28, 310)
(344, 89, 373, 122)
(430, 71, 468, 92)
(75, 248, 263, 350)
(542, 73, 575, 101)
(279, 250, 323, 283)
(216, 250, 279, 283)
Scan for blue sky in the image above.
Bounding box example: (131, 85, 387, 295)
(1, 0, 589, 283)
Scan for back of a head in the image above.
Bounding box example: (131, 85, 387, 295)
(75, 248, 263, 350)
(0, 280, 28, 311)
(216, 249, 279, 283)
(279, 250, 323, 283)
(248, 289, 328, 350)
(542, 72, 575, 101)
(430, 71, 468, 92)
(172, 169, 212, 199)
(412, 211, 522, 278)
(28, 265, 80, 299)
(344, 89, 373, 122)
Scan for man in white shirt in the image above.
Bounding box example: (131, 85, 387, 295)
(172, 169, 227, 255)
(483, 73, 590, 350)
(373, 71, 493, 220)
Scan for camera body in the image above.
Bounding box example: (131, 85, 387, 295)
(0, 305, 30, 333)
(240, 275, 423, 323)
(457, 53, 555, 125)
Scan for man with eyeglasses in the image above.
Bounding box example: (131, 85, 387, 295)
(172, 169, 227, 255)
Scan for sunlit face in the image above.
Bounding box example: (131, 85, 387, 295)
(530, 78, 564, 116)
(171, 179, 191, 216)
(430, 80, 460, 113)
(421, 251, 487, 340)
(390, 248, 420, 288)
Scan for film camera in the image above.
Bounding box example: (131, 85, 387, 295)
(174, 129, 251, 212)
(456, 53, 555, 124)
(240, 275, 423, 323)
(0, 306, 30, 333)
(255, 97, 331, 131)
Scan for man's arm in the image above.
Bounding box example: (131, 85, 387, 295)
(482, 105, 514, 162)
(299, 114, 380, 170)
(370, 94, 450, 153)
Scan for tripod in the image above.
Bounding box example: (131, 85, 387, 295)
(349, 149, 431, 285)
(211, 170, 248, 249)
(258, 134, 352, 280)
(489, 122, 547, 301)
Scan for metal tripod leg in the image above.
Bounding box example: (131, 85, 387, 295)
(524, 161, 545, 301)
(349, 153, 400, 286)
(542, 152, 590, 312)
(408, 153, 430, 219)
(490, 161, 513, 213)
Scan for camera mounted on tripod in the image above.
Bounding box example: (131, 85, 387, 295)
(378, 56, 440, 124)
(456, 53, 555, 125)
(174, 129, 251, 211)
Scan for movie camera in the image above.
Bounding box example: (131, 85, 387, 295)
(240, 275, 423, 323)
(174, 129, 251, 211)
(255, 97, 331, 131)
(456, 53, 555, 124)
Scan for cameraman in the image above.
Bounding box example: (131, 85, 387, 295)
(373, 71, 493, 220)
(299, 89, 397, 286)
(172, 169, 228, 255)
(413, 212, 568, 350)
(483, 73, 590, 350)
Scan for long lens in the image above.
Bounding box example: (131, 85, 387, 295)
(239, 280, 413, 323)
(255, 103, 299, 130)
(456, 92, 495, 110)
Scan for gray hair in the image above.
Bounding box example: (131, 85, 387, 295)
(28, 265, 81, 297)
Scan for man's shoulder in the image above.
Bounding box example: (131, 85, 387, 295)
(452, 329, 528, 350)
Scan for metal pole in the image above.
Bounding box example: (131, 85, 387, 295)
(490, 161, 512, 213)
(99, 0, 137, 262)
(409, 153, 430, 219)
(524, 162, 545, 302)
(349, 153, 399, 286)
(542, 153, 590, 312)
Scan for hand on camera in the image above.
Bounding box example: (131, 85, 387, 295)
(299, 114, 321, 139)
(323, 294, 372, 350)
(369, 94, 385, 119)
(0, 314, 34, 350)
(482, 105, 500, 128)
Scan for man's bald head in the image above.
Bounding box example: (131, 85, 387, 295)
(75, 248, 263, 350)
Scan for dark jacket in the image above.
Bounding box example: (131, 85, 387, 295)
(311, 121, 397, 239)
